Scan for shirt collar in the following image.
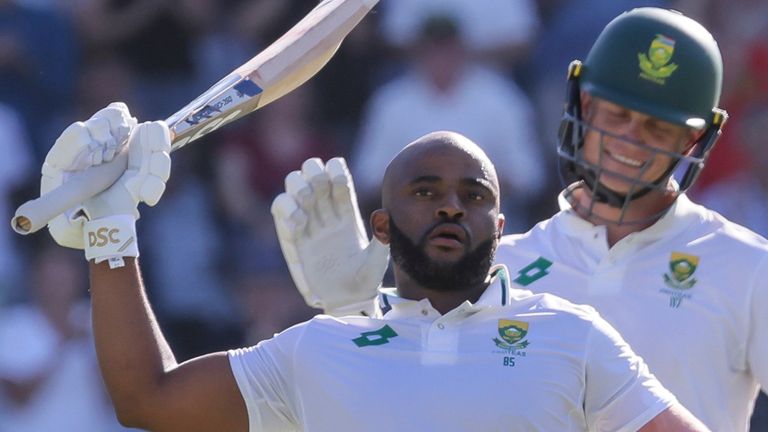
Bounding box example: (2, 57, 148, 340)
(373, 264, 513, 319)
(555, 188, 700, 243)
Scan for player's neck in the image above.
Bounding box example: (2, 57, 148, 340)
(394, 269, 487, 315)
(570, 187, 676, 247)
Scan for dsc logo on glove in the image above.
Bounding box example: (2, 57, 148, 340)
(88, 227, 120, 247)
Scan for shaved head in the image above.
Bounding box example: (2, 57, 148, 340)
(381, 131, 499, 208)
(370, 130, 504, 300)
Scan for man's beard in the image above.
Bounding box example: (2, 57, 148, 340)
(389, 217, 497, 292)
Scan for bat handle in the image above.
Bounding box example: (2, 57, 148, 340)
(11, 151, 128, 235)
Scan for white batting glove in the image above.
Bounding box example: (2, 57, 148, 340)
(80, 121, 170, 267)
(42, 102, 137, 249)
(42, 104, 171, 266)
(271, 157, 389, 316)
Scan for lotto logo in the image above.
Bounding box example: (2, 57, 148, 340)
(352, 325, 398, 347)
(88, 227, 120, 247)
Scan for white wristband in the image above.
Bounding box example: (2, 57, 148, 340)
(84, 215, 139, 268)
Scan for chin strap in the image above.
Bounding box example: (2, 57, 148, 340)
(573, 156, 676, 208)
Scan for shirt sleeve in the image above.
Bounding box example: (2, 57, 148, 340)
(584, 314, 677, 432)
(228, 326, 304, 432)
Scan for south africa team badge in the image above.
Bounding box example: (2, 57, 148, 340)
(638, 34, 679, 84)
(493, 319, 530, 367)
(660, 252, 699, 308)
(493, 320, 530, 351)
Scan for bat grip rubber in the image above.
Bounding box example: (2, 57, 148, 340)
(11, 151, 128, 235)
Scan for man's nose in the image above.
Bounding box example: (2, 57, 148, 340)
(436, 193, 465, 219)
(619, 117, 645, 144)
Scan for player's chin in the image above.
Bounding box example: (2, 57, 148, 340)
(424, 242, 467, 262)
(596, 172, 642, 195)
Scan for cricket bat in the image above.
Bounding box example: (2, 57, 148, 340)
(12, 0, 378, 235)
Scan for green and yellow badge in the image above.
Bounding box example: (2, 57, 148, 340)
(664, 252, 699, 289)
(661, 252, 699, 308)
(493, 319, 530, 350)
(638, 34, 679, 84)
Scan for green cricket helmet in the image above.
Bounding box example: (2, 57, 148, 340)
(557, 7, 728, 223)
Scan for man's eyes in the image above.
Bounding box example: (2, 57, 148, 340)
(411, 188, 490, 201)
(648, 124, 676, 139)
(605, 109, 629, 120)
(468, 191, 485, 201)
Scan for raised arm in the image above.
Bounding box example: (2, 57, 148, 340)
(90, 258, 246, 431)
(640, 405, 709, 431)
(582, 311, 709, 431)
(41, 104, 246, 431)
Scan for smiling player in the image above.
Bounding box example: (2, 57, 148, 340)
(272, 8, 768, 431)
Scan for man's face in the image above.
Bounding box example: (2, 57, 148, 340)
(388, 216, 497, 292)
(580, 96, 697, 194)
(381, 145, 502, 291)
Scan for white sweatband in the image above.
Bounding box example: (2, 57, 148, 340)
(84, 215, 138, 268)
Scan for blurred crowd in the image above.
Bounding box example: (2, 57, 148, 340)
(0, 0, 766, 430)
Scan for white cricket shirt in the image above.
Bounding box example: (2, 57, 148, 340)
(496, 192, 768, 431)
(229, 267, 675, 431)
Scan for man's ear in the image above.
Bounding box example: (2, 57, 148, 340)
(497, 213, 505, 239)
(682, 129, 705, 155)
(370, 209, 391, 245)
(579, 91, 593, 117)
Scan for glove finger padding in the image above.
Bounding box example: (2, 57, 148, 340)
(84, 117, 116, 164)
(43, 122, 96, 174)
(79, 121, 170, 265)
(285, 170, 314, 211)
(326, 157, 368, 240)
(285, 169, 318, 237)
(83, 121, 171, 221)
(43, 102, 136, 178)
(83, 101, 138, 166)
(271, 192, 309, 242)
(91, 102, 137, 148)
(44, 114, 170, 253)
(272, 192, 314, 304)
(41, 102, 137, 198)
(271, 157, 390, 314)
(43, 102, 138, 249)
(122, 121, 171, 207)
(301, 158, 334, 227)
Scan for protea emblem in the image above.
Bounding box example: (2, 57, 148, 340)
(664, 252, 699, 290)
(638, 34, 679, 84)
(493, 319, 529, 350)
(661, 252, 700, 308)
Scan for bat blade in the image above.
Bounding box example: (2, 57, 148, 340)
(12, 0, 378, 235)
